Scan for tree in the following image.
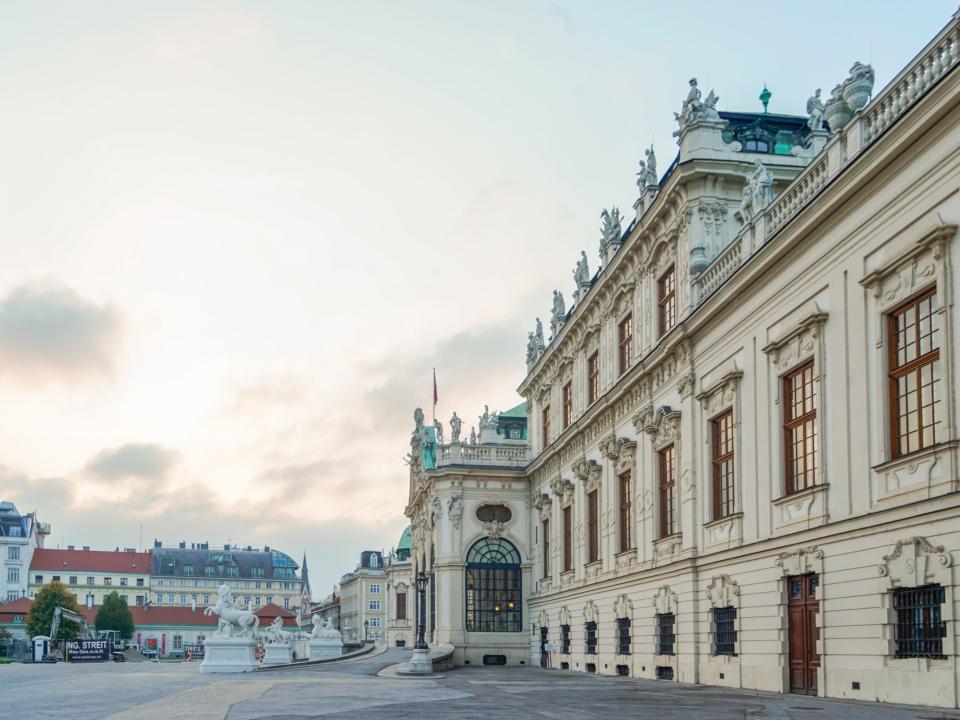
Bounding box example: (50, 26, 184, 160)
(0, 626, 11, 639)
(27, 582, 85, 639)
(95, 591, 134, 639)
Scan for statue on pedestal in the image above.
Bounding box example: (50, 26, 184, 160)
(433, 419, 445, 445)
(450, 412, 462, 443)
(674, 78, 720, 137)
(204, 584, 260, 638)
(573, 251, 590, 287)
(806, 88, 825, 131)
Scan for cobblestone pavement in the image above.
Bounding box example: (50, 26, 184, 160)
(3, 648, 960, 719)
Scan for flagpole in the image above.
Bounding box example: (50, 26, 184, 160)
(432, 368, 436, 426)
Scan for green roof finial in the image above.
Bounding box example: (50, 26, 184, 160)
(759, 84, 771, 113)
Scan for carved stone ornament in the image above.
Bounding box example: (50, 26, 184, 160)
(559, 606, 572, 626)
(614, 593, 633, 619)
(482, 519, 508, 540)
(878, 536, 951, 586)
(583, 599, 600, 623)
(538, 609, 549, 627)
(632, 404, 655, 434)
(584, 461, 603, 494)
(550, 477, 575, 505)
(447, 495, 463, 529)
(677, 372, 696, 400)
(615, 441, 637, 474)
(644, 406, 681, 449)
(706, 574, 740, 608)
(429, 496, 442, 528)
(696, 370, 742, 418)
(774, 546, 824, 577)
(654, 536, 682, 561)
(533, 492, 553, 520)
(572, 457, 591, 481)
(762, 311, 827, 372)
(652, 585, 678, 615)
(859, 224, 955, 312)
(600, 433, 628, 460)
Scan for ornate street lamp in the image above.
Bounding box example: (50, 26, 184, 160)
(414, 571, 429, 650)
(405, 570, 432, 675)
(363, 619, 369, 643)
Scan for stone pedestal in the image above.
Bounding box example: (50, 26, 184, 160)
(307, 638, 343, 660)
(199, 636, 258, 673)
(407, 647, 433, 675)
(262, 642, 293, 666)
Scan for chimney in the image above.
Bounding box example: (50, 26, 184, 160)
(83, 546, 90, 551)
(178, 541, 186, 549)
(124, 547, 134, 553)
(264, 546, 270, 552)
(67, 545, 75, 551)
(154, 540, 162, 549)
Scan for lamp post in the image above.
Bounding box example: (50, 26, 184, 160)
(363, 619, 369, 643)
(407, 571, 432, 675)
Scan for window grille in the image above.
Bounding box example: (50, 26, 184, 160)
(617, 617, 631, 655)
(893, 585, 946, 659)
(713, 607, 737, 656)
(656, 612, 675, 656)
(585, 621, 597, 654)
(560, 624, 571, 654)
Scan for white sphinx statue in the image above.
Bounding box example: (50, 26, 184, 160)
(307, 614, 343, 660)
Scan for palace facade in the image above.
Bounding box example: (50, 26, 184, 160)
(404, 9, 960, 708)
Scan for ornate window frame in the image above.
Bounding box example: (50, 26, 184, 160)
(643, 407, 682, 561)
(696, 369, 744, 549)
(877, 536, 954, 670)
(762, 307, 828, 533)
(705, 574, 741, 664)
(860, 224, 958, 505)
(614, 593, 634, 658)
(652, 585, 679, 675)
(774, 546, 824, 694)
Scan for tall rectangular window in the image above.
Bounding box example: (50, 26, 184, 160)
(562, 506, 572, 572)
(783, 362, 817, 494)
(656, 613, 676, 655)
(560, 624, 571, 654)
(889, 289, 941, 457)
(588, 352, 600, 404)
(658, 266, 676, 336)
(618, 470, 633, 553)
(542, 406, 552, 446)
(587, 490, 599, 563)
(617, 617, 632, 655)
(542, 519, 550, 580)
(658, 445, 676, 538)
(7, 546, 19, 560)
(396, 591, 407, 620)
(585, 621, 598, 654)
(713, 607, 737, 656)
(562, 382, 573, 428)
(711, 410, 735, 519)
(618, 314, 633, 376)
(893, 585, 946, 659)
(7, 568, 18, 584)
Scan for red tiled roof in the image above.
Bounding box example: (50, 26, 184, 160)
(30, 548, 151, 574)
(0, 597, 31, 621)
(256, 602, 298, 627)
(79, 604, 218, 627)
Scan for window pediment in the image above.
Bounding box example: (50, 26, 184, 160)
(878, 536, 952, 588)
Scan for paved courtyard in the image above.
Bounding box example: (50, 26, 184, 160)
(2, 648, 960, 719)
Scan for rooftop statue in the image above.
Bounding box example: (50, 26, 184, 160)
(599, 208, 623, 256)
(526, 331, 537, 367)
(534, 317, 545, 350)
(204, 584, 260, 638)
(735, 160, 775, 223)
(469, 426, 477, 445)
(433, 418, 445, 445)
(843, 62, 875, 111)
(573, 250, 590, 286)
(550, 290, 567, 337)
(674, 78, 720, 137)
(450, 412, 462, 443)
(635, 159, 647, 192)
(645, 146, 658, 186)
(806, 89, 825, 131)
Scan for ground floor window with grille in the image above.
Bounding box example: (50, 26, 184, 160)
(656, 613, 675, 656)
(560, 624, 571, 654)
(464, 537, 522, 632)
(712, 607, 737, 656)
(893, 585, 946, 659)
(617, 617, 631, 655)
(584, 621, 597, 654)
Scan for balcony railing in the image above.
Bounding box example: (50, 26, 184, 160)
(435, 442, 529, 468)
(693, 10, 960, 303)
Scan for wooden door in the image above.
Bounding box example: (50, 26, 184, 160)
(787, 574, 820, 695)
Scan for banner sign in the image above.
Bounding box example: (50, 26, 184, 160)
(65, 639, 110, 662)
(184, 644, 205, 660)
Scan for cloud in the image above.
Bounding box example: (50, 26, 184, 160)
(84, 443, 179, 482)
(0, 280, 122, 383)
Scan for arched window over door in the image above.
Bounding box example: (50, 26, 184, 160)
(465, 537, 522, 632)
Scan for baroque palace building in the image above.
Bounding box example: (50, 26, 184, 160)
(404, 9, 960, 708)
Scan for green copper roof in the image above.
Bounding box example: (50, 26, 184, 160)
(500, 402, 527, 419)
(397, 525, 412, 551)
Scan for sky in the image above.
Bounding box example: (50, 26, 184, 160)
(0, 0, 955, 596)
